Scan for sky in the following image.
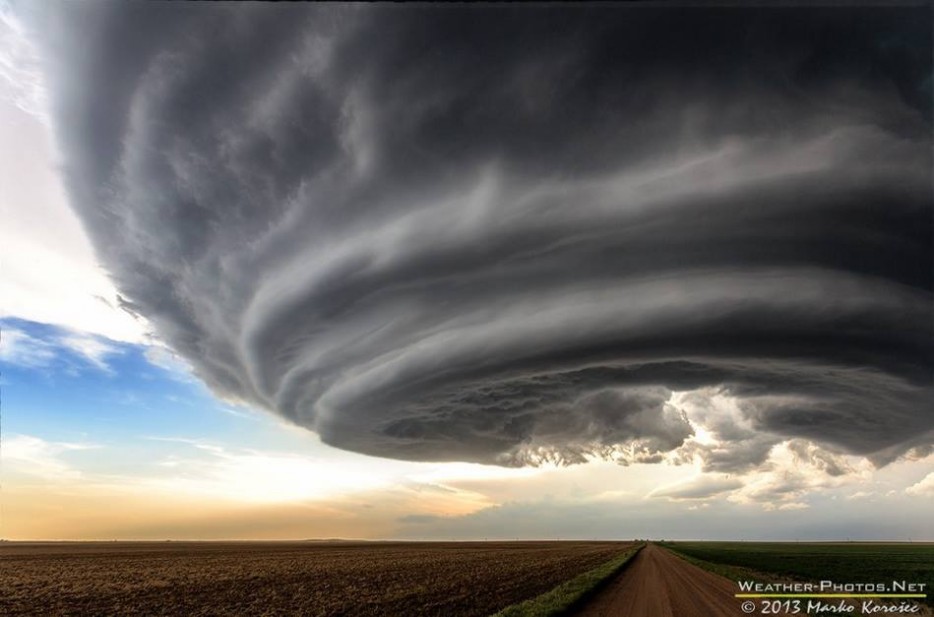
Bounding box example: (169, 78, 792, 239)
(0, 2, 931, 541)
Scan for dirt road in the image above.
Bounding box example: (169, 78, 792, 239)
(573, 543, 748, 617)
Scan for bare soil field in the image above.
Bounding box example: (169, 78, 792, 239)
(0, 540, 632, 616)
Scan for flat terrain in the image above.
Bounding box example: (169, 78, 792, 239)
(0, 540, 632, 616)
(573, 543, 756, 617)
(662, 541, 934, 607)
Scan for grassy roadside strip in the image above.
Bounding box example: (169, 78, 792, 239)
(490, 544, 644, 617)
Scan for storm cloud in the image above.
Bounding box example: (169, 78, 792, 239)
(25, 3, 933, 465)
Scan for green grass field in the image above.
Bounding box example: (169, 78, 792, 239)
(660, 542, 934, 607)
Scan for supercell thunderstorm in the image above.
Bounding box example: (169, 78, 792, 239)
(26, 4, 933, 465)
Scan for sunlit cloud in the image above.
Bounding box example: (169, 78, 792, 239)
(407, 462, 544, 486)
(146, 447, 389, 503)
(648, 475, 744, 502)
(134, 437, 506, 511)
(905, 472, 934, 497)
(726, 441, 873, 510)
(4, 434, 98, 481)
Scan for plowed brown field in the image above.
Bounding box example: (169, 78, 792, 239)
(0, 540, 632, 616)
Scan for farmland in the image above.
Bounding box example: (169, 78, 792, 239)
(661, 542, 934, 607)
(0, 540, 633, 616)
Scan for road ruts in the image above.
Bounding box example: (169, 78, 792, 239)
(572, 543, 774, 617)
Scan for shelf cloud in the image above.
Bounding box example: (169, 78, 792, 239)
(25, 3, 932, 465)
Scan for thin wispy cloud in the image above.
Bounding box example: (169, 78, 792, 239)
(1, 320, 122, 372)
(58, 333, 120, 372)
(0, 327, 56, 368)
(3, 433, 98, 481)
(17, 4, 932, 471)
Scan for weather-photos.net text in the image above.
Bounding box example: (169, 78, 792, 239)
(738, 581, 928, 594)
(736, 579, 927, 615)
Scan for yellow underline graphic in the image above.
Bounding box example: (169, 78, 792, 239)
(735, 594, 927, 599)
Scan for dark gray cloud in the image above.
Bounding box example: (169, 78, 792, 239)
(25, 3, 933, 465)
